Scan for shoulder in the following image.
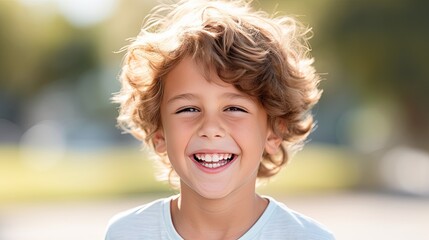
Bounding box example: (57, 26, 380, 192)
(105, 197, 169, 240)
(261, 197, 335, 240)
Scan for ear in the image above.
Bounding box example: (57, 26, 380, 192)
(152, 129, 167, 153)
(264, 129, 282, 155)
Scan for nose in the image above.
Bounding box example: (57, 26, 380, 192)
(197, 114, 225, 139)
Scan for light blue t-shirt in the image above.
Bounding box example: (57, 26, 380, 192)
(105, 196, 335, 240)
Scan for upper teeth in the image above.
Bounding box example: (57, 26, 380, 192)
(195, 153, 232, 162)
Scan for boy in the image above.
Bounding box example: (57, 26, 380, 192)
(106, 0, 334, 239)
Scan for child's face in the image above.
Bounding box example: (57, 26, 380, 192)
(153, 57, 281, 199)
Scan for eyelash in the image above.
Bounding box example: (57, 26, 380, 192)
(175, 107, 200, 114)
(175, 106, 248, 114)
(224, 106, 248, 113)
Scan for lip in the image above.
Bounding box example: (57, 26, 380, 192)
(188, 150, 238, 174)
(189, 149, 237, 154)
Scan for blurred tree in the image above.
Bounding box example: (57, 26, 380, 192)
(320, 0, 429, 149)
(39, 34, 98, 86)
(0, 1, 99, 97)
(0, 1, 101, 130)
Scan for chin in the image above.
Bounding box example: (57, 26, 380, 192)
(193, 183, 233, 200)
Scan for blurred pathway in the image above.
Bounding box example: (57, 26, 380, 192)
(1, 191, 428, 240)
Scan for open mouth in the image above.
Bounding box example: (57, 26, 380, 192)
(193, 153, 235, 169)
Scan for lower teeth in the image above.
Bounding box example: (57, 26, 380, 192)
(201, 160, 229, 169)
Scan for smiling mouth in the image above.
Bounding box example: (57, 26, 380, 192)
(193, 153, 235, 169)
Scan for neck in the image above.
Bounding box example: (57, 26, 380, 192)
(171, 181, 268, 240)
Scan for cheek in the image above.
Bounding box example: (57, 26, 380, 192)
(229, 119, 267, 152)
(163, 121, 193, 154)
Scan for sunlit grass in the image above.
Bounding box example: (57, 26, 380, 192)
(258, 144, 361, 195)
(0, 144, 360, 204)
(0, 146, 171, 204)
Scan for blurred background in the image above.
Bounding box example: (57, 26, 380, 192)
(0, 0, 428, 239)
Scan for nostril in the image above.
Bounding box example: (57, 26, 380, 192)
(199, 133, 225, 138)
(197, 129, 225, 138)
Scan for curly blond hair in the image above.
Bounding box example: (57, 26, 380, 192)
(114, 0, 321, 183)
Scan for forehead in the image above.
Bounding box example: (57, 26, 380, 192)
(163, 57, 235, 94)
(161, 58, 264, 112)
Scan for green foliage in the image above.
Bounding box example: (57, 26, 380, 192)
(0, 1, 99, 97)
(319, 0, 429, 146)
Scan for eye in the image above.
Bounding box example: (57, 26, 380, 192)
(224, 106, 248, 113)
(175, 107, 200, 114)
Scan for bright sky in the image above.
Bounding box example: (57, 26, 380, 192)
(19, 0, 119, 27)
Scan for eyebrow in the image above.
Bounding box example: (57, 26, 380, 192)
(221, 92, 254, 102)
(166, 92, 254, 104)
(166, 93, 197, 104)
